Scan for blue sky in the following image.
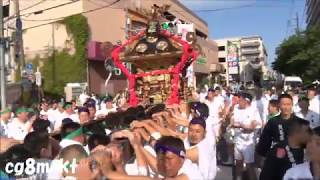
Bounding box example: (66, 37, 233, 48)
(179, 0, 307, 66)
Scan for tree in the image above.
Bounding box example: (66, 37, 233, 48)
(273, 25, 320, 83)
(41, 14, 89, 97)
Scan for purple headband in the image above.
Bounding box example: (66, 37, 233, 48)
(155, 144, 186, 158)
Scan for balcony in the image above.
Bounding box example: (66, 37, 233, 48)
(240, 41, 260, 48)
(241, 49, 260, 55)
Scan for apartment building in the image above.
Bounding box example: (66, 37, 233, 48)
(306, 0, 320, 27)
(4, 0, 222, 95)
(215, 35, 268, 85)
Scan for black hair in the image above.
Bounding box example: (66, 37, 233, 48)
(269, 99, 279, 108)
(88, 134, 111, 151)
(83, 122, 106, 136)
(298, 96, 309, 103)
(145, 104, 165, 118)
(41, 101, 48, 105)
(78, 106, 90, 114)
(32, 118, 50, 133)
(239, 92, 253, 102)
(278, 93, 293, 102)
(190, 102, 209, 119)
(23, 131, 50, 158)
(0, 144, 33, 178)
(155, 136, 186, 153)
(287, 119, 310, 136)
(313, 126, 320, 136)
(62, 118, 74, 126)
(103, 96, 113, 103)
(61, 122, 81, 138)
(102, 112, 121, 129)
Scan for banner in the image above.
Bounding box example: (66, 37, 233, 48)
(227, 41, 239, 75)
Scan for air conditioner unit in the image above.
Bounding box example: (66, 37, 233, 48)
(64, 83, 87, 102)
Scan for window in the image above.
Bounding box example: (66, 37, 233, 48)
(218, 46, 225, 51)
(219, 57, 226, 62)
(195, 29, 207, 39)
(130, 21, 147, 36)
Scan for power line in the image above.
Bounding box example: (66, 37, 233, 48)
(20, 0, 81, 17)
(21, 2, 295, 22)
(87, 0, 108, 7)
(23, 0, 121, 31)
(19, 0, 45, 12)
(4, 0, 81, 22)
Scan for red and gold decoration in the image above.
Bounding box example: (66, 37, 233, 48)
(111, 5, 198, 106)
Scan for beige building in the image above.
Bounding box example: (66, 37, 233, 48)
(4, 0, 221, 95)
(215, 35, 268, 85)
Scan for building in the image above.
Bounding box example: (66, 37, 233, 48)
(4, 0, 222, 96)
(306, 0, 320, 27)
(215, 35, 268, 85)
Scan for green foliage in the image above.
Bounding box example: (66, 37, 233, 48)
(39, 14, 89, 96)
(273, 25, 320, 83)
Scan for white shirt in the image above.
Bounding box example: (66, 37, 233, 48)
(7, 118, 30, 140)
(79, 93, 90, 106)
(251, 99, 265, 122)
(53, 110, 68, 131)
(206, 97, 224, 124)
(283, 161, 313, 180)
(48, 109, 59, 123)
(0, 118, 11, 137)
(184, 134, 217, 180)
(233, 106, 261, 146)
(309, 95, 320, 121)
(125, 145, 156, 176)
(177, 159, 204, 180)
(295, 110, 320, 129)
(207, 97, 225, 118)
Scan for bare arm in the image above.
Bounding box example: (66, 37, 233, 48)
(140, 146, 158, 173)
(186, 146, 199, 164)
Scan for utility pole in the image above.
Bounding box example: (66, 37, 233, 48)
(52, 23, 56, 84)
(0, 0, 7, 109)
(14, 0, 25, 74)
(295, 12, 300, 34)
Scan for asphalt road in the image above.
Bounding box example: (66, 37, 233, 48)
(216, 165, 233, 180)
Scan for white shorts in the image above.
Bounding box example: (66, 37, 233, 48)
(234, 143, 255, 163)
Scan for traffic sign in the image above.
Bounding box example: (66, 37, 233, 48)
(26, 63, 33, 69)
(25, 63, 33, 74)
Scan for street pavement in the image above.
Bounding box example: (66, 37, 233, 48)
(216, 165, 233, 180)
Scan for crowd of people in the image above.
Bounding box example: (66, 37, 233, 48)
(0, 83, 319, 180)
